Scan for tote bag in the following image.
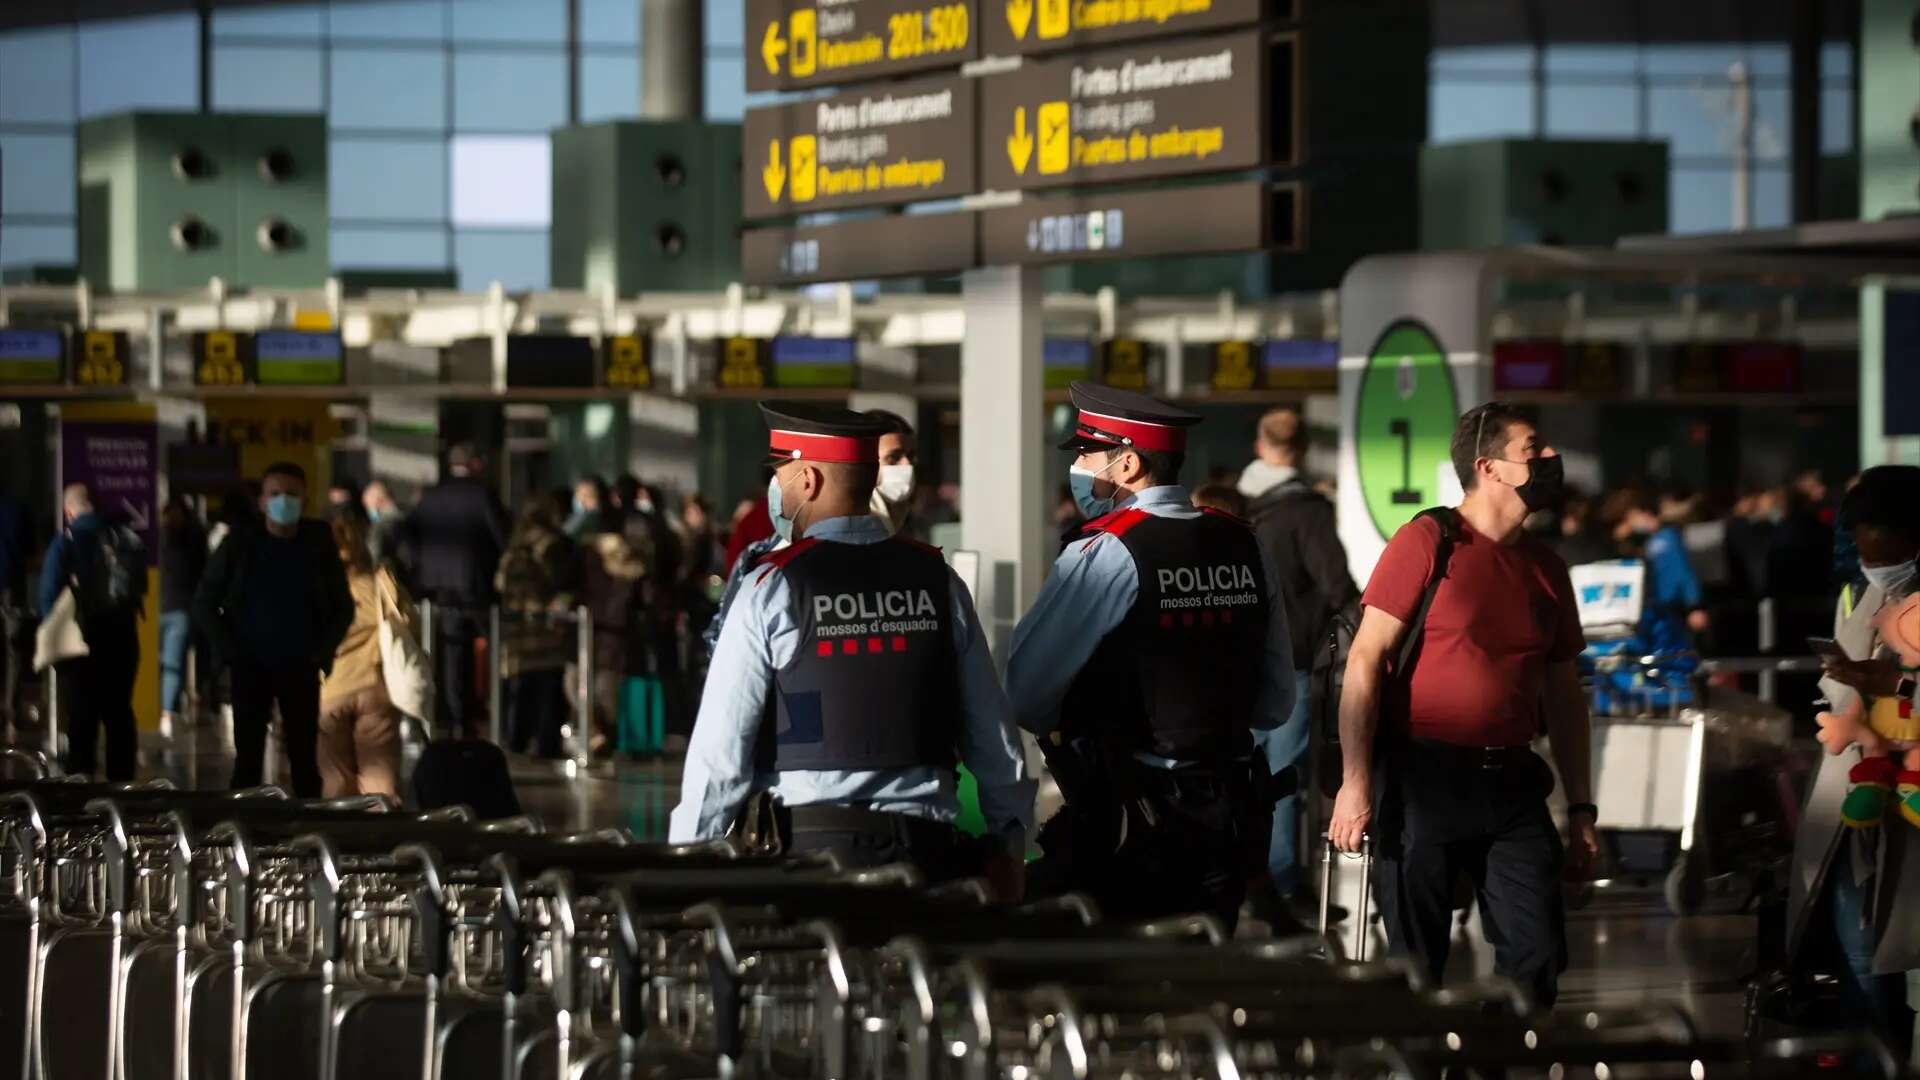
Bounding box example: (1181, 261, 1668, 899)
(376, 570, 433, 722)
(32, 588, 88, 672)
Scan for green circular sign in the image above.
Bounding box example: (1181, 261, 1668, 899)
(1355, 319, 1458, 541)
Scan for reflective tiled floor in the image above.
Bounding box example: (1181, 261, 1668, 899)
(28, 723, 1762, 1043)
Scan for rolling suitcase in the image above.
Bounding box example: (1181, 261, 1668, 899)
(410, 738, 522, 819)
(1320, 834, 1374, 961)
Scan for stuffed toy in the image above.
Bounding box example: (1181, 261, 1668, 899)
(1816, 591, 1920, 828)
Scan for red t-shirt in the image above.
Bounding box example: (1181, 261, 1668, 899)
(1360, 514, 1585, 747)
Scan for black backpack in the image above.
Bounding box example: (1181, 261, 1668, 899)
(1309, 507, 1457, 796)
(75, 522, 148, 622)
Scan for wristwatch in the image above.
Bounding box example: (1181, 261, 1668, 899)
(1567, 802, 1598, 820)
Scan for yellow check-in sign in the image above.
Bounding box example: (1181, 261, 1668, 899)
(1036, 100, 1069, 175)
(1036, 0, 1068, 38)
(788, 135, 817, 203)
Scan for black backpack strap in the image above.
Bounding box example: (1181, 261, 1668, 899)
(1389, 508, 1457, 679)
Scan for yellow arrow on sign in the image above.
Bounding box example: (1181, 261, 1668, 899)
(1007, 107, 1034, 174)
(761, 20, 785, 75)
(1005, 0, 1033, 39)
(762, 139, 786, 200)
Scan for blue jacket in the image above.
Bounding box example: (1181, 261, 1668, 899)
(38, 512, 105, 616)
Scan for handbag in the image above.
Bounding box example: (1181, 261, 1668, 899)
(375, 570, 433, 721)
(32, 587, 88, 672)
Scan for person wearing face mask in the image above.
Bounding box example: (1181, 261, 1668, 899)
(1006, 383, 1295, 929)
(1785, 465, 1920, 1059)
(1589, 488, 1709, 713)
(669, 404, 1034, 897)
(864, 408, 919, 537)
(360, 481, 407, 575)
(192, 462, 353, 796)
(1328, 402, 1597, 1007)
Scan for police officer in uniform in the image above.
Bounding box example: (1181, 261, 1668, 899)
(1008, 383, 1295, 927)
(670, 404, 1034, 898)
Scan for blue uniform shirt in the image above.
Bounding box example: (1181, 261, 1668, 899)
(1006, 485, 1296, 750)
(669, 513, 1035, 849)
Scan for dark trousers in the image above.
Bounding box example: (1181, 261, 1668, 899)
(230, 660, 322, 797)
(1033, 762, 1256, 932)
(1372, 742, 1567, 1007)
(434, 607, 481, 740)
(59, 624, 139, 781)
(785, 806, 983, 883)
(505, 669, 565, 758)
(0, 587, 25, 726)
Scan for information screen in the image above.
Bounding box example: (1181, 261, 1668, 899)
(506, 335, 596, 389)
(0, 328, 65, 385)
(1043, 338, 1092, 390)
(770, 336, 856, 388)
(254, 330, 345, 386)
(1262, 339, 1337, 391)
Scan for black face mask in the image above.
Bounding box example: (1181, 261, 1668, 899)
(1509, 455, 1565, 514)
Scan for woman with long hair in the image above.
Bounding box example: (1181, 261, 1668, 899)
(316, 508, 412, 797)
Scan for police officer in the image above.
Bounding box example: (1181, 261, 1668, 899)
(669, 404, 1034, 898)
(1008, 383, 1295, 927)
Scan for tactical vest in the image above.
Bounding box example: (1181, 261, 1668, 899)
(756, 536, 960, 772)
(1060, 507, 1270, 761)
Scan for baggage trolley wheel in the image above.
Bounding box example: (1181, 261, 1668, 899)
(1665, 854, 1706, 916)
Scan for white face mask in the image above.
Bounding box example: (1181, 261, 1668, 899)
(876, 463, 915, 504)
(1863, 558, 1918, 595)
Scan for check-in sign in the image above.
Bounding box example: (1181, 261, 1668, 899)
(979, 30, 1277, 193)
(743, 75, 977, 218)
(747, 0, 979, 92)
(981, 0, 1266, 58)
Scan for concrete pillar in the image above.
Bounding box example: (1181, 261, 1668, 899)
(959, 265, 1045, 661)
(641, 0, 705, 120)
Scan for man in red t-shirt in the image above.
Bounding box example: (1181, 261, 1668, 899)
(1328, 401, 1599, 1006)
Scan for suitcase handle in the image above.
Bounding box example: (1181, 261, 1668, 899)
(1320, 833, 1373, 962)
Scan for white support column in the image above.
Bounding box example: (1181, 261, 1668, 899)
(959, 265, 1045, 663)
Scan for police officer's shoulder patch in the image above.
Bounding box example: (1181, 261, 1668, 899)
(1078, 507, 1151, 538)
(754, 538, 822, 586)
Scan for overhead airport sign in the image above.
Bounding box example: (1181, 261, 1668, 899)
(747, 0, 978, 93)
(743, 212, 978, 285)
(254, 330, 345, 386)
(980, 180, 1273, 264)
(979, 30, 1277, 192)
(982, 0, 1266, 59)
(743, 75, 977, 218)
(602, 335, 653, 390)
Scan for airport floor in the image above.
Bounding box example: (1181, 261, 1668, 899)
(98, 721, 1763, 1044)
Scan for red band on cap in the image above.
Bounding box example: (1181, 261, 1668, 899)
(1074, 409, 1186, 451)
(768, 428, 873, 464)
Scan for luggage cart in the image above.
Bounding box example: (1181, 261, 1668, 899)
(1586, 657, 1801, 916)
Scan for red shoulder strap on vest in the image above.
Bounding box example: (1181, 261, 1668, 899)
(754, 538, 821, 582)
(1197, 505, 1251, 528)
(1077, 507, 1151, 540)
(892, 535, 945, 558)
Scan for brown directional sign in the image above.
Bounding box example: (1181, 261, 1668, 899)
(747, 0, 979, 93)
(979, 180, 1292, 264)
(742, 212, 979, 285)
(979, 30, 1284, 193)
(743, 76, 977, 219)
(982, 0, 1267, 60)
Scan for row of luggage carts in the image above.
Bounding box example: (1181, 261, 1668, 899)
(0, 749, 1896, 1080)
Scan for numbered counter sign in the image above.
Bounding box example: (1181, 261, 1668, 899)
(1353, 320, 1457, 542)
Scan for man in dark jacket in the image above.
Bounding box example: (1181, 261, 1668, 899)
(399, 443, 509, 739)
(39, 484, 145, 780)
(1239, 407, 1359, 919)
(0, 486, 33, 734)
(193, 462, 351, 796)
